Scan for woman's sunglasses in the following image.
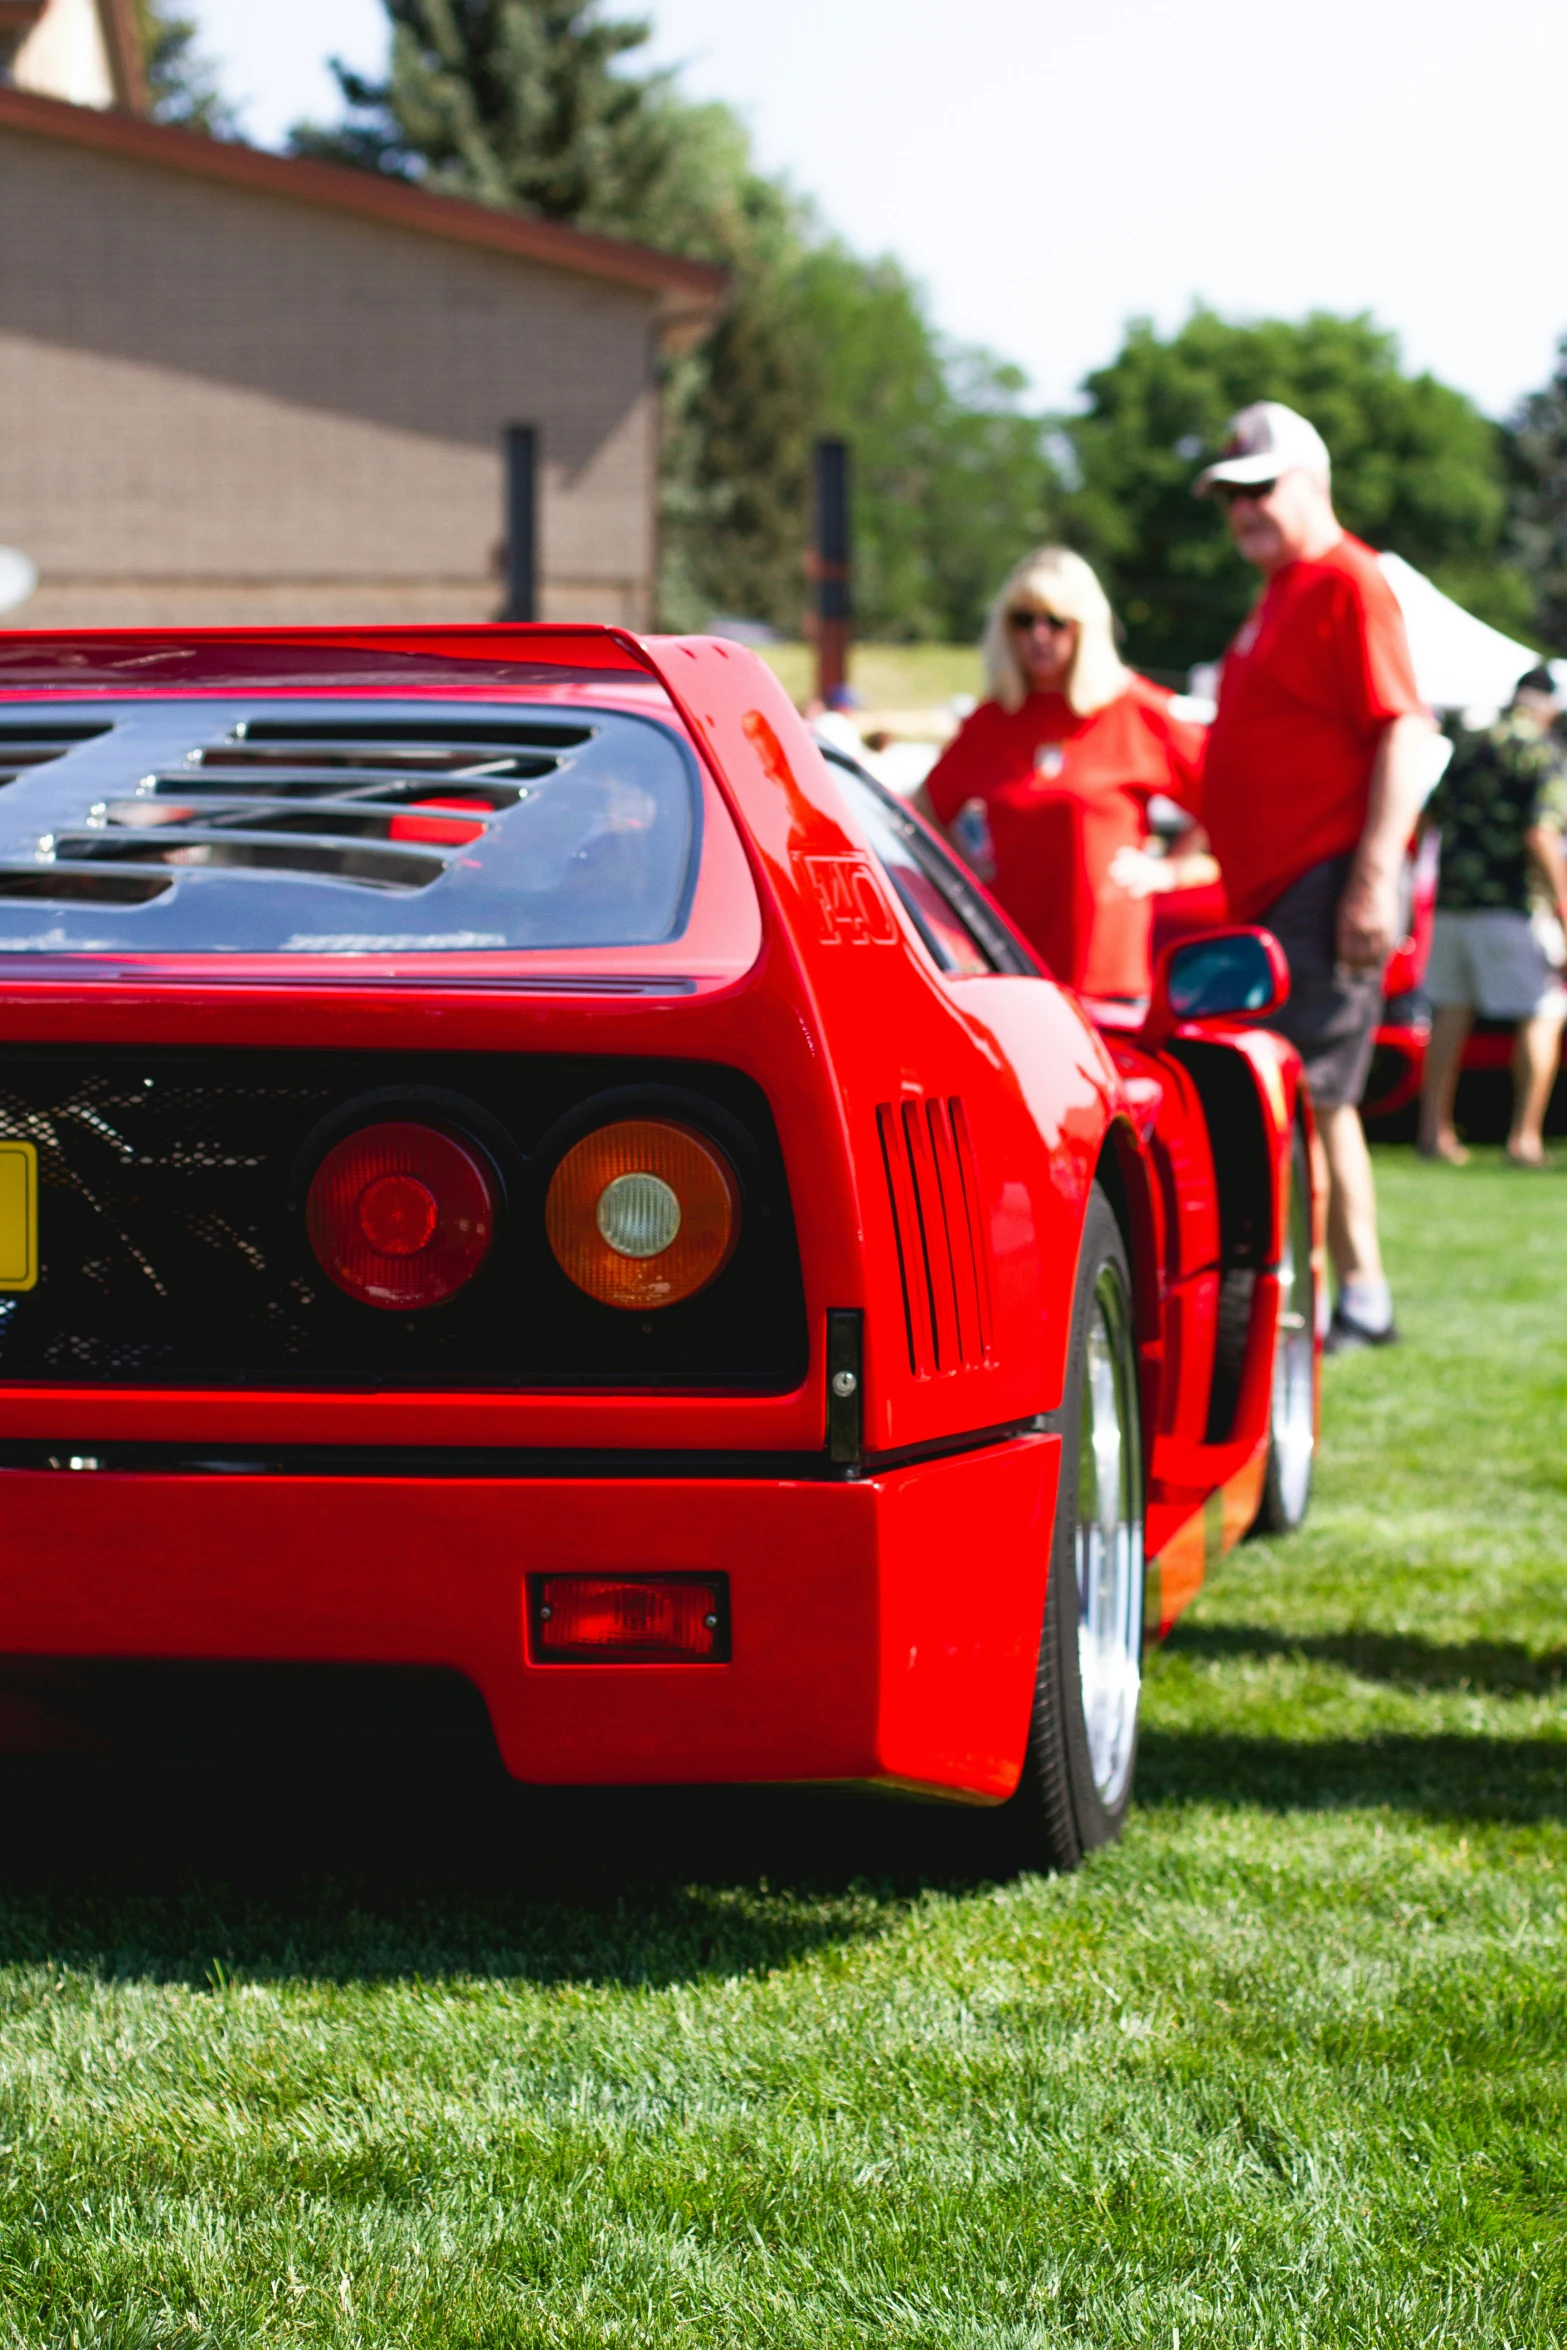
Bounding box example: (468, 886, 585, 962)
(1008, 609, 1075, 633)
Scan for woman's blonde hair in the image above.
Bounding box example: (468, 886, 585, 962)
(981, 546, 1131, 717)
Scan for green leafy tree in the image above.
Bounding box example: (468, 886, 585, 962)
(787, 252, 1056, 641)
(1504, 340, 1567, 654)
(663, 214, 1057, 639)
(1063, 309, 1532, 676)
(636, 108, 823, 633)
(132, 0, 240, 136)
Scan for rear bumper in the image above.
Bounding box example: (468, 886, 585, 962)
(0, 1434, 1059, 1801)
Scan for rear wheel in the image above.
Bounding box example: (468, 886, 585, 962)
(1009, 1186, 1144, 1873)
(1253, 1121, 1315, 1535)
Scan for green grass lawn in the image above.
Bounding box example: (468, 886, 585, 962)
(2, 1149, 1564, 2346)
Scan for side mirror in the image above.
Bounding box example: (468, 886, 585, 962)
(1143, 925, 1289, 1043)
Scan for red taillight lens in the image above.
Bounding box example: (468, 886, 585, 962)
(306, 1121, 495, 1309)
(530, 1575, 728, 1661)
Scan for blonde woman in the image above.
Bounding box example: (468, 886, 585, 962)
(916, 547, 1215, 998)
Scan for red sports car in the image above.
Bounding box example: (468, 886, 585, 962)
(0, 626, 1319, 1871)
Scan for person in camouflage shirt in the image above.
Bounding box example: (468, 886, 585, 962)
(1418, 668, 1567, 1165)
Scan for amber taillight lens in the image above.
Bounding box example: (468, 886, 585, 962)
(544, 1118, 739, 1310)
(306, 1121, 495, 1309)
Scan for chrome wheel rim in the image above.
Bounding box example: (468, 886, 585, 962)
(1076, 1266, 1143, 1806)
(1270, 1153, 1315, 1525)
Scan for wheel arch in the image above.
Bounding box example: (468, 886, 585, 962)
(1168, 1032, 1301, 1447)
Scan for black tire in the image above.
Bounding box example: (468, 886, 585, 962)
(1007, 1185, 1145, 1874)
(1252, 1120, 1315, 1536)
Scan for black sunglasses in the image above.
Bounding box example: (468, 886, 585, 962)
(1214, 479, 1279, 506)
(1008, 609, 1075, 633)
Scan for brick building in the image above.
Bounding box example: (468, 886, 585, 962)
(0, 10, 723, 629)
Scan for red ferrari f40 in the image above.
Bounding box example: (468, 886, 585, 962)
(0, 626, 1319, 1870)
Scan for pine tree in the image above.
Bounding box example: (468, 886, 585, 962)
(291, 0, 679, 231)
(132, 0, 239, 136)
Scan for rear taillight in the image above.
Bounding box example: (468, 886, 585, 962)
(530, 1574, 728, 1661)
(306, 1121, 495, 1309)
(545, 1119, 739, 1310)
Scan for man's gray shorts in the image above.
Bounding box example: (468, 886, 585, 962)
(1257, 854, 1382, 1112)
(1424, 907, 1567, 1022)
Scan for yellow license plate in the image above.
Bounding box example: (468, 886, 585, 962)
(0, 1141, 38, 1291)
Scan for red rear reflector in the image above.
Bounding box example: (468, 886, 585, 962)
(530, 1575, 728, 1662)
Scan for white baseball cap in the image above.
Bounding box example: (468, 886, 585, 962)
(1195, 401, 1331, 494)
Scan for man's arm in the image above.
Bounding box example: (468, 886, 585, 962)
(1336, 713, 1439, 971)
(1525, 822, 1567, 925)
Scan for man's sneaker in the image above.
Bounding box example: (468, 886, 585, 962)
(1324, 1306, 1401, 1355)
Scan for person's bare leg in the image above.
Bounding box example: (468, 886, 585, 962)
(1417, 1002, 1472, 1162)
(1322, 1102, 1384, 1286)
(1507, 1011, 1565, 1163)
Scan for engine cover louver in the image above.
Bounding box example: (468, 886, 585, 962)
(876, 1096, 993, 1377)
(40, 716, 589, 896)
(0, 699, 703, 951)
(0, 721, 112, 790)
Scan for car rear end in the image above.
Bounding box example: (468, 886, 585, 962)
(0, 628, 1053, 1800)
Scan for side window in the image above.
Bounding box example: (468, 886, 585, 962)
(825, 753, 1034, 977)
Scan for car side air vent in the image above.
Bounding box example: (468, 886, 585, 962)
(876, 1096, 993, 1377)
(35, 716, 600, 895)
(0, 721, 112, 788)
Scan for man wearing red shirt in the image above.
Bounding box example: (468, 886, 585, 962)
(1198, 403, 1434, 1350)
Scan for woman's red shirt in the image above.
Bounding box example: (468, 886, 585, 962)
(924, 675, 1206, 995)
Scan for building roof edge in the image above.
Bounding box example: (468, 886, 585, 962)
(0, 86, 727, 312)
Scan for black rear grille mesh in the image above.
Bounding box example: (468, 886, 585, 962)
(0, 1069, 337, 1375)
(0, 1051, 805, 1391)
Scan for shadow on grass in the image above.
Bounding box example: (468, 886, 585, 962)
(1164, 1623, 1567, 1694)
(0, 1664, 1027, 1989)
(0, 1763, 974, 1991)
(0, 1662, 1561, 1989)
(1138, 1725, 1567, 1824)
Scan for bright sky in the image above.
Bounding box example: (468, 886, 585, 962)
(189, 0, 1567, 424)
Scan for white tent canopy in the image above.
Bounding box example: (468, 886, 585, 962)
(1375, 552, 1540, 720)
(0, 548, 37, 618)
